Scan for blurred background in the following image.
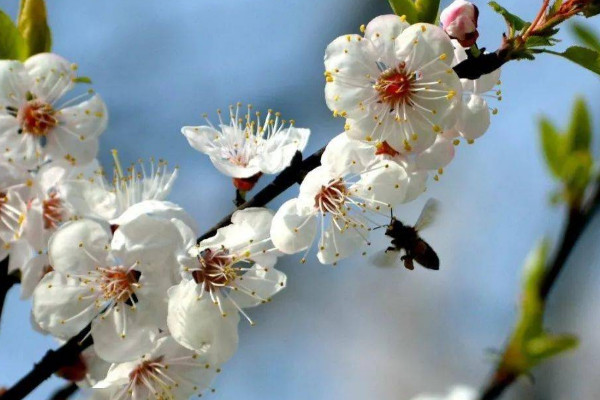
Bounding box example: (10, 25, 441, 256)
(0, 1, 599, 399)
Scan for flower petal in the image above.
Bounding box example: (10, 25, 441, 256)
(228, 264, 286, 308)
(56, 94, 108, 141)
(270, 199, 317, 255)
(48, 219, 111, 275)
(365, 14, 410, 66)
(24, 53, 75, 103)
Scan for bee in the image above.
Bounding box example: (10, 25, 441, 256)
(373, 199, 440, 270)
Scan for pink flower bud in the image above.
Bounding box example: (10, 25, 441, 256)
(440, 0, 479, 47)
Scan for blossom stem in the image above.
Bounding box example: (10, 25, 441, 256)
(478, 186, 600, 400)
(48, 382, 78, 400)
(523, 0, 550, 40)
(0, 46, 534, 400)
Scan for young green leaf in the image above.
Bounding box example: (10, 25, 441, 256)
(567, 98, 592, 152)
(539, 117, 566, 178)
(571, 23, 600, 52)
(17, 0, 52, 57)
(0, 10, 28, 60)
(488, 2, 528, 35)
(388, 0, 418, 23)
(542, 46, 600, 76)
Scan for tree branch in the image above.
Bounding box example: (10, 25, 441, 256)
(48, 383, 78, 400)
(0, 257, 20, 331)
(479, 188, 600, 400)
(1, 44, 506, 400)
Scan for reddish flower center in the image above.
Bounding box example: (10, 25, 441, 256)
(129, 357, 163, 386)
(193, 248, 238, 292)
(375, 141, 400, 157)
(375, 65, 414, 108)
(43, 192, 63, 230)
(315, 179, 347, 213)
(18, 100, 58, 136)
(233, 172, 263, 192)
(100, 267, 140, 303)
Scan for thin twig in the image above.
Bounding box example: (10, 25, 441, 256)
(48, 382, 78, 400)
(479, 188, 600, 400)
(1, 45, 510, 400)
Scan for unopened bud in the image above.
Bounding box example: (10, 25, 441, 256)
(56, 355, 88, 382)
(440, 0, 480, 47)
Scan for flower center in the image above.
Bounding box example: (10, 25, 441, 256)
(42, 192, 63, 230)
(193, 248, 238, 292)
(374, 65, 414, 108)
(18, 100, 58, 136)
(315, 179, 347, 214)
(129, 357, 164, 387)
(375, 141, 400, 157)
(99, 267, 140, 303)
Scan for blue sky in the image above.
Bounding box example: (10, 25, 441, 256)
(0, 1, 599, 399)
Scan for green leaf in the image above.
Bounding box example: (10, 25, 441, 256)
(415, 0, 440, 24)
(567, 98, 592, 152)
(488, 2, 528, 35)
(17, 0, 52, 57)
(388, 0, 418, 24)
(571, 23, 600, 52)
(539, 117, 566, 178)
(72, 76, 92, 84)
(0, 10, 28, 60)
(527, 334, 579, 360)
(542, 46, 600, 76)
(549, 0, 564, 15)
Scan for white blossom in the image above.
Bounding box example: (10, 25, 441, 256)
(0, 53, 107, 168)
(182, 104, 310, 190)
(445, 43, 501, 141)
(93, 335, 218, 400)
(167, 207, 285, 364)
(271, 133, 413, 264)
(324, 16, 462, 156)
(32, 216, 188, 362)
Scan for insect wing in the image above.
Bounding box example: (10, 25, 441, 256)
(414, 198, 440, 232)
(413, 239, 440, 270)
(371, 250, 401, 268)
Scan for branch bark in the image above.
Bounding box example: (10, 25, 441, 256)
(479, 189, 600, 400)
(48, 383, 78, 400)
(1, 45, 507, 400)
(0, 257, 20, 331)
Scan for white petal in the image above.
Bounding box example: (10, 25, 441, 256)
(112, 200, 197, 234)
(321, 133, 376, 176)
(181, 125, 220, 154)
(24, 53, 75, 103)
(48, 219, 111, 275)
(0, 60, 29, 106)
(228, 265, 286, 308)
(396, 24, 455, 67)
(365, 14, 410, 66)
(92, 306, 158, 363)
(56, 94, 108, 141)
(317, 220, 368, 264)
(32, 272, 97, 338)
(257, 127, 310, 175)
(59, 180, 118, 221)
(0, 115, 40, 167)
(456, 95, 490, 140)
(167, 280, 240, 365)
(403, 170, 428, 203)
(324, 34, 379, 119)
(45, 129, 99, 166)
(352, 160, 409, 206)
(415, 135, 455, 170)
(270, 199, 317, 254)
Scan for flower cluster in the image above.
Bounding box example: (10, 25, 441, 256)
(2, 5, 504, 399)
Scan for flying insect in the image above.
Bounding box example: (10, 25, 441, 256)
(373, 199, 440, 270)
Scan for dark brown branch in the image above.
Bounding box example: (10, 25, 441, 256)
(48, 382, 78, 400)
(1, 43, 510, 400)
(479, 189, 600, 400)
(0, 257, 20, 329)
